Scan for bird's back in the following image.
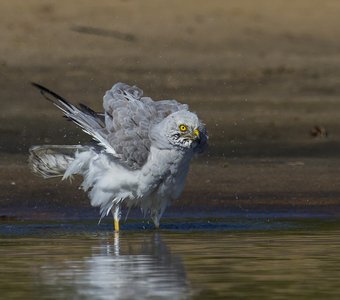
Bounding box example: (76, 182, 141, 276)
(102, 83, 189, 169)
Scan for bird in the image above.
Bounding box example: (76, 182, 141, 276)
(29, 82, 208, 231)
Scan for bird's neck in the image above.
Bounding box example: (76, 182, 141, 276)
(148, 145, 193, 171)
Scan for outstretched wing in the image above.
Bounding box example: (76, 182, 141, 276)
(103, 83, 188, 169)
(31, 83, 118, 157)
(32, 82, 188, 169)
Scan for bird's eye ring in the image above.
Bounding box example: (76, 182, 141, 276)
(179, 124, 188, 132)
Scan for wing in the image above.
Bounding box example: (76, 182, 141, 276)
(31, 83, 118, 157)
(32, 82, 188, 169)
(103, 83, 188, 169)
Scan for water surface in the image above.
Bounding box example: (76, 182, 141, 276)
(1, 218, 340, 299)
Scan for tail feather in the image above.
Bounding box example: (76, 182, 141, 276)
(29, 145, 85, 178)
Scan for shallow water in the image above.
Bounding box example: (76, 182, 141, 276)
(1, 218, 340, 299)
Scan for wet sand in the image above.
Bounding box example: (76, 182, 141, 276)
(1, 1, 340, 219)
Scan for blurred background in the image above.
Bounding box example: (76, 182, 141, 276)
(1, 0, 340, 218)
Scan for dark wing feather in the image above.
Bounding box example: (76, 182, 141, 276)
(31, 83, 117, 156)
(78, 103, 105, 127)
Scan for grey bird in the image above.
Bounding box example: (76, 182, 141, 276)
(29, 83, 208, 231)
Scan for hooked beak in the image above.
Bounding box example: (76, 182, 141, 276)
(182, 128, 200, 142)
(192, 128, 200, 141)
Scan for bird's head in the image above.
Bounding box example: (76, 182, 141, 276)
(150, 110, 207, 151)
(164, 110, 203, 149)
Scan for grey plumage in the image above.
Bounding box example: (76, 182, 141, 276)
(29, 82, 208, 227)
(103, 83, 190, 169)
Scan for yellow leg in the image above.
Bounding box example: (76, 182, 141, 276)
(112, 206, 121, 232)
(114, 218, 120, 232)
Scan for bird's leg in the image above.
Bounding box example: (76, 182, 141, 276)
(114, 218, 120, 232)
(151, 212, 160, 229)
(112, 206, 121, 232)
(151, 206, 166, 229)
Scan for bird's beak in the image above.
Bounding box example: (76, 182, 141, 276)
(183, 128, 200, 141)
(193, 128, 200, 141)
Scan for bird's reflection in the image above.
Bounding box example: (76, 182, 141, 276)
(38, 232, 189, 300)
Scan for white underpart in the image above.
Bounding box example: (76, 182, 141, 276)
(63, 146, 194, 225)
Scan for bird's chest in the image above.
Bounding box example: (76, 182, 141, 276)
(138, 147, 192, 198)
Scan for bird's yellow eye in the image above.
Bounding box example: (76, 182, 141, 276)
(179, 124, 188, 132)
